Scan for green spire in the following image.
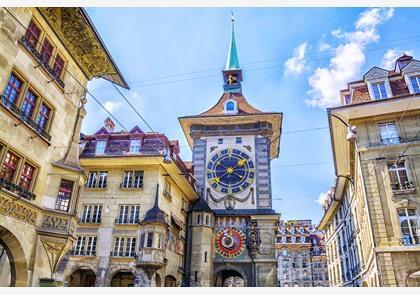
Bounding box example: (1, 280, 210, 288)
(225, 12, 240, 70)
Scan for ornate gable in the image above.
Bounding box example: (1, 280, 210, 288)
(402, 60, 420, 74)
(38, 8, 129, 89)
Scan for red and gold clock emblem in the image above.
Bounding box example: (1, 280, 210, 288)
(215, 227, 246, 258)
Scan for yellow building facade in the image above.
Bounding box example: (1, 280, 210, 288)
(59, 120, 198, 286)
(0, 7, 127, 286)
(320, 54, 420, 287)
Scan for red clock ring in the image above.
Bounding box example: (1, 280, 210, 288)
(215, 227, 246, 258)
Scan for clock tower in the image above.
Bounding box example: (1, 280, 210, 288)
(180, 15, 282, 287)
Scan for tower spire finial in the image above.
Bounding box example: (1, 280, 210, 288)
(225, 12, 240, 70)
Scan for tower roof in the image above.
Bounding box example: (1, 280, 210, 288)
(225, 13, 240, 70)
(141, 184, 167, 225)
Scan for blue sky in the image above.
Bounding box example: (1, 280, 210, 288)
(82, 7, 420, 224)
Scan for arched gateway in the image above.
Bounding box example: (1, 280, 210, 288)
(213, 269, 245, 287)
(0, 226, 28, 287)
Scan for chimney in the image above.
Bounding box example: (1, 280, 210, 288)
(104, 117, 115, 133)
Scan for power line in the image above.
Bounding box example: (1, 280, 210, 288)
(125, 34, 420, 86)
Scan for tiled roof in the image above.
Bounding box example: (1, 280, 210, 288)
(200, 92, 262, 116)
(351, 86, 371, 104)
(390, 78, 410, 97)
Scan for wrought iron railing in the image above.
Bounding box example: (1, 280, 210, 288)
(391, 181, 415, 192)
(0, 95, 52, 141)
(114, 218, 139, 224)
(0, 176, 36, 200)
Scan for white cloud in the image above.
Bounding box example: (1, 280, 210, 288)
(318, 41, 332, 52)
(380, 48, 414, 70)
(316, 192, 329, 206)
(103, 101, 122, 113)
(284, 42, 309, 74)
(306, 8, 394, 108)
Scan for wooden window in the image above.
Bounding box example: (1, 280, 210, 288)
(19, 162, 35, 190)
(1, 151, 20, 181)
(40, 38, 53, 64)
(55, 179, 74, 212)
(52, 54, 64, 78)
(25, 20, 41, 48)
(2, 73, 23, 105)
(35, 102, 51, 131)
(146, 233, 153, 248)
(21, 89, 38, 119)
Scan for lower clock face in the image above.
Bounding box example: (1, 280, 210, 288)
(215, 227, 246, 258)
(207, 148, 255, 194)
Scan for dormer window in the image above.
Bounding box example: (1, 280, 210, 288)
(223, 99, 238, 115)
(371, 82, 388, 99)
(95, 140, 106, 154)
(129, 139, 141, 153)
(410, 76, 420, 94)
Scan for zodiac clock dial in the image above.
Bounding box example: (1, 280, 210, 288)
(206, 148, 255, 194)
(215, 227, 246, 258)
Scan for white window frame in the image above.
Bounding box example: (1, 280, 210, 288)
(125, 237, 136, 257)
(122, 170, 144, 188)
(379, 122, 400, 145)
(388, 160, 412, 191)
(95, 140, 106, 154)
(86, 171, 107, 188)
(409, 75, 420, 94)
(86, 236, 97, 256)
(113, 237, 124, 256)
(367, 79, 392, 100)
(87, 172, 97, 188)
(118, 205, 129, 224)
(223, 99, 238, 115)
(398, 208, 420, 245)
(129, 139, 141, 153)
(81, 204, 102, 223)
(129, 205, 140, 223)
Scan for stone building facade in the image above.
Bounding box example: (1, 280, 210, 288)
(319, 54, 420, 287)
(0, 8, 127, 287)
(275, 220, 329, 287)
(58, 120, 198, 287)
(179, 16, 281, 287)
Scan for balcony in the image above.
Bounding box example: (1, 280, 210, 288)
(0, 176, 36, 200)
(19, 36, 65, 89)
(136, 247, 165, 270)
(370, 136, 419, 148)
(110, 251, 136, 258)
(69, 250, 96, 256)
(391, 181, 415, 194)
(0, 96, 52, 141)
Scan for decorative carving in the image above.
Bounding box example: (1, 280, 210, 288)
(246, 220, 261, 258)
(243, 145, 252, 152)
(40, 240, 69, 275)
(0, 194, 38, 225)
(207, 187, 254, 209)
(39, 213, 76, 237)
(38, 8, 127, 88)
(215, 227, 246, 258)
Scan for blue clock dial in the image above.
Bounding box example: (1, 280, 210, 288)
(207, 148, 255, 194)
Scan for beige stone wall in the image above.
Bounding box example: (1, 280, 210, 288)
(65, 160, 193, 286)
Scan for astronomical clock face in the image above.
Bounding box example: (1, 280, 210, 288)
(206, 148, 255, 194)
(215, 227, 246, 258)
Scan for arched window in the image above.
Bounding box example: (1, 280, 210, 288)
(226, 101, 235, 111)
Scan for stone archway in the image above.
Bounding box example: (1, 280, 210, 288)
(213, 265, 248, 287)
(164, 275, 177, 287)
(110, 270, 135, 287)
(0, 226, 28, 287)
(406, 270, 420, 287)
(69, 269, 97, 287)
(214, 269, 244, 287)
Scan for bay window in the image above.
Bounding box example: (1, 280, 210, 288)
(55, 179, 74, 212)
(398, 208, 420, 245)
